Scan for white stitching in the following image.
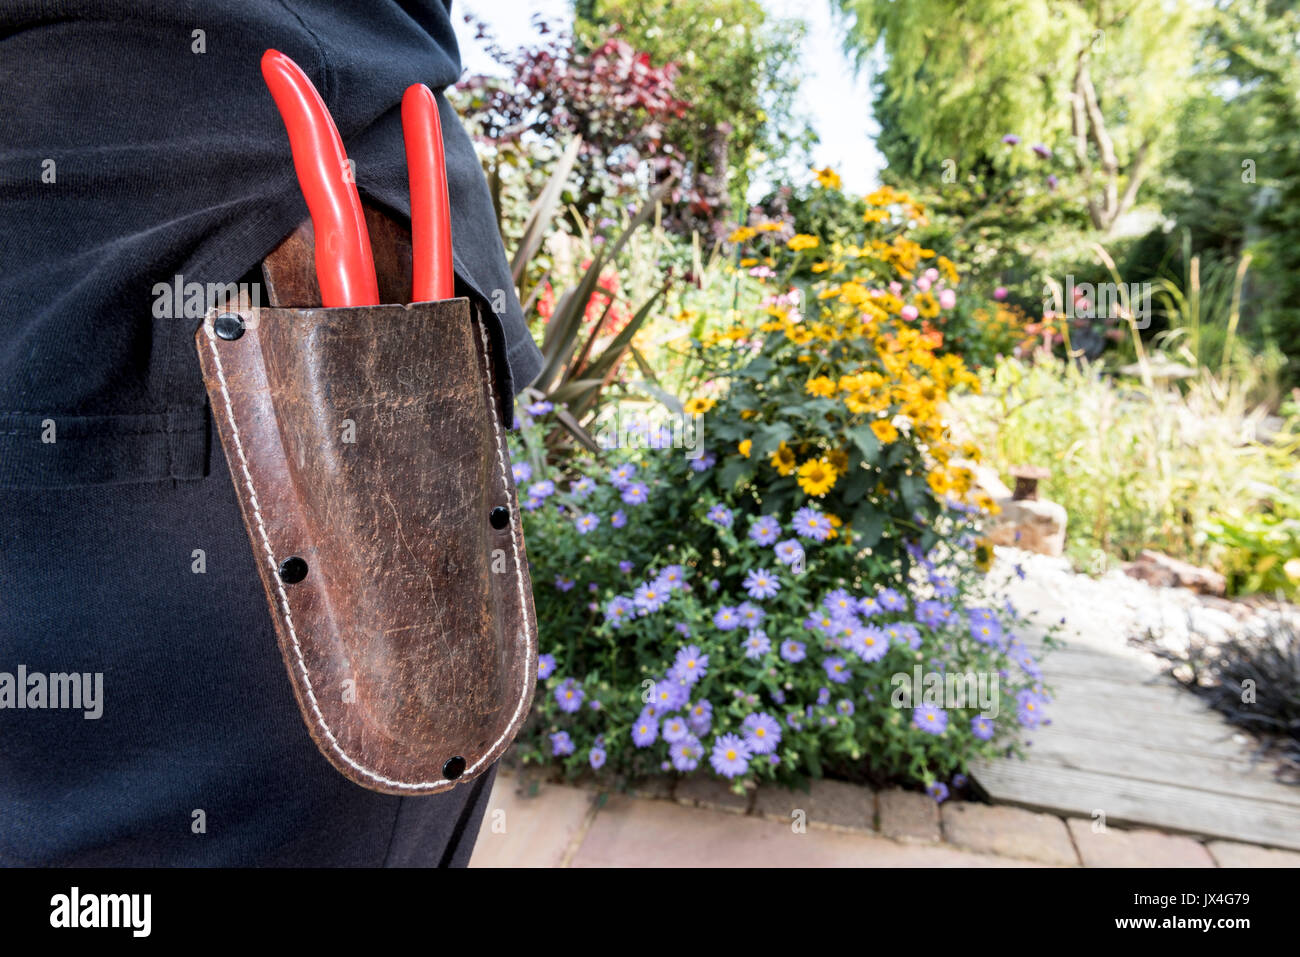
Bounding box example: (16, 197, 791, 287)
(204, 309, 534, 791)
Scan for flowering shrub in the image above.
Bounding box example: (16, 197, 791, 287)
(511, 434, 1052, 795)
(509, 178, 1056, 796)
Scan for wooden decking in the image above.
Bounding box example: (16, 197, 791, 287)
(971, 610, 1300, 851)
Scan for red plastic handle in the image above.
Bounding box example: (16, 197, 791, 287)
(401, 84, 455, 302)
(261, 49, 379, 307)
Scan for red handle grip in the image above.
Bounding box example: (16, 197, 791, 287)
(401, 84, 455, 302)
(261, 49, 379, 307)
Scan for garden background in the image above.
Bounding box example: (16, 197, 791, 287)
(447, 0, 1300, 817)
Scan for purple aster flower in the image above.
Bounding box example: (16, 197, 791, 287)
(527, 479, 555, 500)
(926, 781, 950, 803)
(674, 622, 692, 637)
(669, 735, 703, 772)
(618, 560, 635, 574)
(589, 746, 606, 769)
(603, 595, 635, 628)
(621, 481, 649, 505)
(523, 496, 544, 511)
(631, 716, 658, 748)
(1031, 143, 1053, 159)
(743, 568, 780, 600)
(878, 588, 906, 612)
(736, 601, 765, 629)
(969, 613, 1002, 646)
(837, 698, 855, 716)
(687, 699, 713, 735)
(689, 451, 716, 472)
(657, 565, 686, 590)
(713, 606, 742, 631)
(661, 714, 691, 743)
(610, 509, 627, 529)
(633, 580, 670, 614)
(952, 773, 969, 789)
(525, 400, 554, 416)
(780, 639, 806, 663)
(706, 503, 734, 528)
(816, 687, 831, 706)
(555, 575, 575, 592)
(771, 688, 786, 705)
(511, 462, 532, 484)
(1001, 133, 1021, 145)
(749, 515, 781, 545)
(608, 463, 636, 488)
(971, 715, 995, 740)
(555, 680, 585, 713)
(915, 600, 951, 629)
(774, 538, 804, 567)
(857, 594, 883, 618)
(537, 653, 556, 680)
(672, 645, 709, 685)
(743, 629, 772, 659)
(823, 657, 852, 684)
(570, 476, 595, 500)
(1046, 173, 1059, 190)
(850, 625, 889, 663)
(913, 705, 948, 734)
(1016, 690, 1045, 727)
(653, 678, 689, 711)
(550, 731, 574, 756)
(823, 589, 857, 617)
(792, 506, 832, 541)
(709, 733, 752, 778)
(804, 608, 838, 634)
(742, 712, 782, 754)
(574, 512, 599, 534)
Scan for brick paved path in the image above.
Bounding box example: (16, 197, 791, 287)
(469, 772, 1300, 868)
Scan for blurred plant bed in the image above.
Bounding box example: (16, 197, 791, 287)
(1133, 606, 1300, 785)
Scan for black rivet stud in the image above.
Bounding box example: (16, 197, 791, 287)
(443, 756, 466, 780)
(214, 312, 245, 341)
(278, 556, 308, 584)
(489, 506, 510, 530)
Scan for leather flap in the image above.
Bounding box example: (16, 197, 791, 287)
(195, 296, 536, 795)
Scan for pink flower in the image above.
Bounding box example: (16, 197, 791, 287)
(889, 281, 902, 296)
(924, 267, 939, 282)
(915, 276, 931, 292)
(993, 286, 1008, 301)
(939, 289, 957, 309)
(901, 304, 919, 321)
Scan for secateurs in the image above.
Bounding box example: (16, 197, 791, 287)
(260, 49, 455, 306)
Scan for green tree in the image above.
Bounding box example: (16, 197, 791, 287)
(833, 0, 1202, 233)
(576, 0, 810, 235)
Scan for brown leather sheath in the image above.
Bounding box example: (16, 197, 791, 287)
(194, 208, 536, 795)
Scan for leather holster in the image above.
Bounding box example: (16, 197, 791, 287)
(194, 207, 537, 795)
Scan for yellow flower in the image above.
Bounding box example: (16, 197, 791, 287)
(755, 221, 785, 233)
(926, 470, 950, 497)
(786, 325, 814, 345)
(684, 397, 716, 415)
(811, 261, 832, 273)
(739, 257, 758, 267)
(805, 376, 837, 398)
(738, 439, 752, 458)
(862, 208, 889, 224)
(797, 458, 840, 497)
(973, 538, 995, 573)
(870, 419, 899, 444)
(787, 234, 820, 251)
(727, 226, 757, 243)
(770, 442, 797, 476)
(813, 166, 842, 190)
(740, 408, 758, 420)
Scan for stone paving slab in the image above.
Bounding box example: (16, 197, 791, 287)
(753, 779, 875, 832)
(1066, 818, 1216, 868)
(1206, 840, 1300, 868)
(468, 773, 595, 868)
(878, 788, 941, 843)
(674, 775, 754, 814)
(941, 802, 1078, 865)
(570, 795, 1035, 868)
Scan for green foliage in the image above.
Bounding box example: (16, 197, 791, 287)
(577, 0, 812, 229)
(953, 352, 1300, 589)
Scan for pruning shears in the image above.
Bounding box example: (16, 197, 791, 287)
(260, 49, 454, 306)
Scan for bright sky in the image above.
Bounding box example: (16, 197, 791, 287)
(450, 0, 883, 198)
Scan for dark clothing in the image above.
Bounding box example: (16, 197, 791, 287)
(0, 1, 539, 864)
